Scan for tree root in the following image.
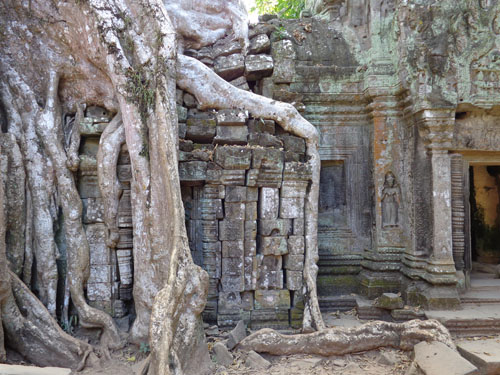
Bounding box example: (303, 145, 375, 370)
(97, 112, 125, 248)
(177, 55, 324, 331)
(238, 319, 455, 356)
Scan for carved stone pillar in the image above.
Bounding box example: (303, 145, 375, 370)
(450, 154, 466, 271)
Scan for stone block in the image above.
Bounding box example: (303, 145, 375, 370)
(247, 187, 258, 202)
(245, 54, 274, 81)
(414, 341, 477, 375)
(281, 181, 309, 199)
(177, 105, 187, 123)
(272, 58, 295, 83)
(241, 291, 254, 311)
(85, 224, 109, 265)
(178, 122, 187, 139)
(214, 54, 245, 81)
(87, 282, 112, 301)
(246, 168, 282, 188)
(203, 252, 221, 279)
(257, 270, 283, 289)
(222, 256, 244, 275)
(279, 197, 305, 219)
(225, 202, 246, 220)
(78, 175, 100, 198)
(229, 76, 250, 91)
(82, 198, 104, 224)
(218, 291, 242, 314)
(245, 202, 257, 221)
(248, 119, 275, 134)
(183, 92, 197, 108)
(214, 146, 252, 170)
(244, 256, 257, 290)
(79, 117, 107, 136)
(216, 109, 248, 126)
(272, 39, 296, 60)
(226, 320, 247, 350)
(213, 342, 233, 367)
(247, 133, 282, 148)
(284, 254, 304, 271)
(219, 220, 245, 241)
(293, 218, 304, 235)
(116, 249, 133, 285)
(244, 220, 257, 240)
(222, 240, 244, 258)
(257, 254, 282, 272)
(249, 34, 271, 54)
(207, 278, 219, 298)
(283, 162, 312, 181)
(259, 187, 280, 219)
(212, 40, 242, 58)
(202, 220, 219, 242)
(89, 265, 112, 283)
(200, 198, 224, 220)
(287, 235, 305, 255)
(221, 274, 245, 292)
(374, 293, 405, 310)
(118, 190, 132, 228)
(215, 125, 248, 145)
(244, 240, 257, 257)
(250, 309, 289, 330)
(254, 290, 290, 310)
(286, 270, 303, 290)
(117, 228, 133, 249)
(178, 161, 207, 184)
(185, 117, 216, 143)
(457, 338, 500, 375)
(246, 351, 271, 370)
(259, 236, 288, 256)
(206, 169, 246, 185)
(225, 186, 248, 202)
(203, 184, 225, 199)
(252, 148, 283, 170)
(258, 219, 291, 236)
(279, 134, 306, 153)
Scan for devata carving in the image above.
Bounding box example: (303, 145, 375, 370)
(382, 172, 400, 229)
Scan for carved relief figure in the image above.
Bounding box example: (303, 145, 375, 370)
(382, 172, 400, 228)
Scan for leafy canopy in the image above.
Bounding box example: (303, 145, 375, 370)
(251, 0, 306, 19)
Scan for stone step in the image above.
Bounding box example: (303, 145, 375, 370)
(457, 338, 500, 375)
(0, 365, 71, 375)
(319, 295, 357, 312)
(426, 304, 500, 336)
(413, 341, 478, 375)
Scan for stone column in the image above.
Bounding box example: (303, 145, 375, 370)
(415, 109, 460, 309)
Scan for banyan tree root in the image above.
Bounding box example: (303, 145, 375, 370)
(36, 69, 123, 350)
(176, 55, 325, 331)
(238, 319, 455, 356)
(97, 112, 125, 248)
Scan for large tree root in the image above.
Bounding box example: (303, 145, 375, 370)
(97, 112, 125, 249)
(177, 55, 324, 331)
(238, 319, 455, 356)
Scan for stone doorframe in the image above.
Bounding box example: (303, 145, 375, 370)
(450, 151, 500, 288)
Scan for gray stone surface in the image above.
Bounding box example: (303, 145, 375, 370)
(214, 54, 245, 81)
(245, 54, 274, 80)
(374, 293, 405, 310)
(245, 351, 271, 370)
(259, 188, 280, 219)
(457, 338, 500, 375)
(213, 342, 233, 367)
(214, 125, 248, 145)
(413, 341, 477, 375)
(249, 34, 271, 54)
(226, 320, 247, 350)
(0, 365, 71, 375)
(216, 109, 248, 126)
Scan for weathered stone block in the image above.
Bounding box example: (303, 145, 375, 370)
(241, 291, 254, 311)
(272, 58, 295, 83)
(225, 202, 245, 220)
(214, 125, 248, 145)
(216, 109, 248, 126)
(247, 133, 282, 148)
(247, 187, 259, 202)
(218, 291, 242, 314)
(213, 342, 233, 367)
(250, 309, 289, 330)
(78, 175, 100, 198)
(258, 219, 291, 236)
(279, 134, 306, 153)
(259, 236, 288, 256)
(183, 92, 197, 108)
(279, 197, 304, 219)
(246, 168, 282, 188)
(177, 105, 187, 122)
(214, 146, 252, 170)
(252, 148, 283, 170)
(283, 254, 304, 271)
(85, 224, 109, 265)
(244, 220, 257, 240)
(248, 119, 275, 134)
(293, 218, 304, 235)
(249, 34, 271, 54)
(257, 255, 283, 289)
(200, 198, 224, 220)
(225, 186, 248, 202)
(229, 76, 250, 91)
(214, 54, 245, 81)
(244, 240, 257, 257)
(245, 202, 257, 221)
(287, 235, 305, 255)
(118, 190, 132, 228)
(82, 198, 104, 224)
(271, 39, 296, 60)
(286, 270, 303, 290)
(179, 161, 207, 184)
(244, 256, 257, 290)
(178, 122, 187, 139)
(226, 320, 247, 350)
(257, 254, 282, 272)
(283, 162, 312, 181)
(259, 187, 280, 219)
(374, 293, 404, 310)
(222, 240, 244, 258)
(203, 184, 225, 199)
(221, 274, 245, 292)
(89, 265, 112, 283)
(206, 169, 246, 185)
(254, 290, 290, 310)
(281, 181, 308, 198)
(202, 220, 219, 242)
(117, 228, 133, 249)
(185, 117, 216, 143)
(219, 220, 244, 241)
(87, 282, 112, 301)
(245, 55, 274, 81)
(212, 40, 242, 58)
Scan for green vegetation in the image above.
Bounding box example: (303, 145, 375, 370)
(251, 0, 306, 19)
